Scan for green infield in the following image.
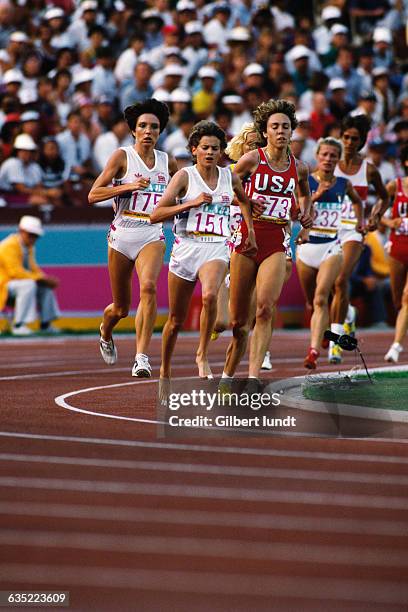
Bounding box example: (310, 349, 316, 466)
(302, 370, 408, 411)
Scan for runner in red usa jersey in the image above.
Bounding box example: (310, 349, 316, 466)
(222, 99, 313, 382)
(88, 99, 177, 378)
(382, 145, 408, 363)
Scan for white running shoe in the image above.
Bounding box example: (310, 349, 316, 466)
(99, 324, 117, 365)
(328, 342, 343, 364)
(11, 325, 34, 336)
(384, 343, 403, 363)
(132, 353, 152, 378)
(261, 350, 273, 371)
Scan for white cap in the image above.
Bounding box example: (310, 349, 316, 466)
(163, 64, 185, 77)
(296, 110, 311, 123)
(152, 88, 172, 102)
(19, 89, 38, 105)
(198, 66, 217, 79)
(14, 133, 37, 151)
(184, 20, 201, 35)
(321, 5, 341, 21)
(288, 45, 311, 62)
(19, 215, 44, 236)
(227, 27, 251, 42)
(20, 110, 40, 122)
(372, 66, 389, 78)
(176, 0, 196, 11)
(331, 24, 348, 36)
(44, 7, 64, 20)
(243, 63, 264, 77)
(9, 31, 29, 43)
(72, 69, 94, 86)
(164, 46, 182, 57)
(80, 0, 98, 12)
(373, 27, 392, 43)
(328, 77, 346, 90)
(222, 94, 243, 105)
(0, 49, 10, 62)
(170, 88, 191, 102)
(114, 0, 126, 11)
(3, 69, 23, 84)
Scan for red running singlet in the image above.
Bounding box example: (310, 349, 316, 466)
(389, 177, 408, 265)
(236, 148, 299, 265)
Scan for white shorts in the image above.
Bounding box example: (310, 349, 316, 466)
(169, 237, 229, 282)
(108, 224, 164, 261)
(338, 226, 363, 245)
(297, 239, 342, 269)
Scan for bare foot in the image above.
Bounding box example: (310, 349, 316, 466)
(196, 356, 213, 379)
(158, 377, 171, 406)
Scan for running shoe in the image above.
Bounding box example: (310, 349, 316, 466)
(304, 347, 319, 369)
(328, 343, 342, 364)
(11, 324, 34, 336)
(344, 305, 356, 337)
(132, 353, 152, 378)
(99, 323, 117, 365)
(384, 342, 403, 363)
(261, 350, 273, 371)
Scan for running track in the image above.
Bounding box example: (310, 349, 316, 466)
(0, 330, 407, 611)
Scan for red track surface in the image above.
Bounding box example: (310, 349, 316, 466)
(1, 330, 407, 611)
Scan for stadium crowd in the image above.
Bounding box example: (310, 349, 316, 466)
(0, 0, 406, 208)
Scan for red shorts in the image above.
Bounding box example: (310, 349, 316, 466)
(235, 220, 287, 266)
(390, 238, 408, 266)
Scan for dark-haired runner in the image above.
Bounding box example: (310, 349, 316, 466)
(88, 99, 177, 377)
(222, 99, 313, 381)
(150, 120, 257, 380)
(329, 113, 389, 363)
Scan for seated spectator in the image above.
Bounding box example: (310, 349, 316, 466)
(114, 33, 146, 85)
(309, 91, 336, 140)
(325, 46, 364, 106)
(0, 215, 60, 336)
(328, 78, 355, 121)
(0, 133, 63, 206)
(0, 112, 20, 160)
(38, 137, 69, 207)
(162, 110, 195, 154)
(120, 61, 153, 112)
(192, 66, 218, 119)
(20, 110, 43, 145)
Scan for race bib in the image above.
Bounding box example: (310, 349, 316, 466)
(229, 204, 242, 233)
(396, 218, 408, 236)
(124, 183, 165, 222)
(186, 202, 230, 241)
(253, 193, 291, 223)
(311, 201, 342, 237)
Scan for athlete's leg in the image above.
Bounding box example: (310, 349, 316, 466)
(213, 273, 229, 335)
(134, 240, 165, 354)
(223, 251, 257, 377)
(330, 240, 363, 324)
(311, 254, 343, 349)
(249, 252, 286, 378)
(101, 246, 134, 340)
(389, 257, 408, 345)
(160, 271, 196, 379)
(197, 259, 228, 378)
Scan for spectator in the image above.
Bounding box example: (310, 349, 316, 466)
(56, 110, 93, 206)
(92, 116, 132, 174)
(192, 65, 218, 119)
(312, 5, 343, 56)
(0, 112, 20, 160)
(162, 110, 195, 154)
(140, 9, 165, 50)
(0, 215, 60, 336)
(120, 61, 153, 112)
(148, 24, 181, 71)
(0, 1, 15, 49)
(350, 242, 390, 327)
(0, 133, 62, 206)
(38, 137, 69, 207)
(326, 46, 364, 106)
(114, 33, 146, 85)
(91, 46, 117, 102)
(309, 92, 336, 140)
(373, 26, 394, 68)
(372, 66, 395, 124)
(181, 21, 208, 79)
(66, 0, 99, 52)
(220, 93, 251, 136)
(320, 24, 350, 68)
(45, 7, 71, 50)
(328, 78, 355, 120)
(51, 68, 73, 127)
(203, 3, 231, 51)
(20, 110, 42, 145)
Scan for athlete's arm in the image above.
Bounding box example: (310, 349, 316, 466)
(231, 172, 257, 256)
(149, 169, 211, 223)
(366, 162, 389, 230)
(168, 155, 178, 177)
(88, 149, 150, 205)
(346, 180, 365, 233)
(296, 160, 313, 228)
(233, 149, 259, 180)
(380, 179, 402, 229)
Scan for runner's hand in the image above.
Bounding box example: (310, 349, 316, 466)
(296, 228, 309, 245)
(299, 211, 313, 228)
(389, 217, 402, 230)
(356, 221, 366, 234)
(366, 212, 381, 231)
(131, 177, 151, 191)
(250, 198, 265, 217)
(189, 192, 213, 208)
(241, 228, 257, 257)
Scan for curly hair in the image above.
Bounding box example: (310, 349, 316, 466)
(187, 120, 228, 156)
(225, 122, 264, 162)
(253, 99, 298, 137)
(401, 144, 408, 174)
(316, 136, 343, 158)
(123, 98, 170, 133)
(340, 114, 371, 150)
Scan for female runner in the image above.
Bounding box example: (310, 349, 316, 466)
(88, 99, 177, 377)
(329, 114, 388, 363)
(382, 145, 408, 363)
(222, 99, 313, 381)
(150, 120, 257, 381)
(296, 137, 363, 369)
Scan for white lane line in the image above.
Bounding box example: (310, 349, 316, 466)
(1, 453, 408, 486)
(0, 476, 407, 510)
(0, 501, 405, 537)
(1, 529, 407, 567)
(2, 564, 406, 604)
(1, 431, 408, 461)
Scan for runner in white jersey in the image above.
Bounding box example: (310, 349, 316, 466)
(296, 137, 363, 369)
(328, 114, 389, 364)
(150, 120, 257, 382)
(88, 99, 177, 377)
